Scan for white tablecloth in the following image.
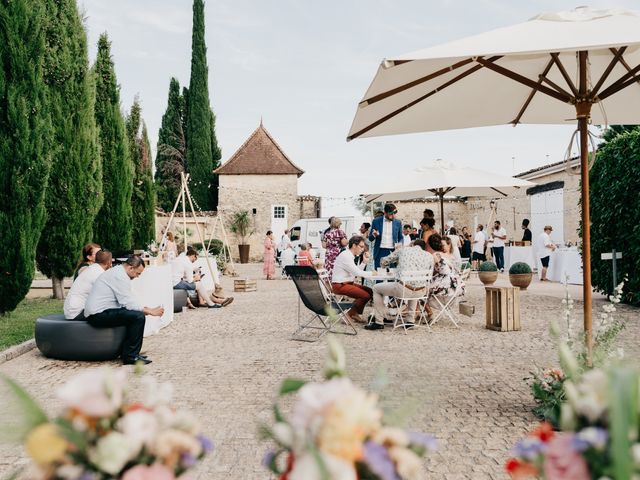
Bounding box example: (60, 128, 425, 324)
(504, 246, 537, 272)
(545, 249, 583, 285)
(131, 264, 174, 336)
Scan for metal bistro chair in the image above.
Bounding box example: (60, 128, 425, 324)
(429, 274, 464, 328)
(285, 265, 357, 342)
(391, 270, 433, 333)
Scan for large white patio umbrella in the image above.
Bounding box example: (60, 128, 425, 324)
(347, 6, 640, 362)
(364, 159, 534, 233)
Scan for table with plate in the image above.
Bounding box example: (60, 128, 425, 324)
(544, 248, 583, 285)
(504, 246, 537, 272)
(131, 264, 174, 337)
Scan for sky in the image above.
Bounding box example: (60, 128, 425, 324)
(80, 0, 638, 214)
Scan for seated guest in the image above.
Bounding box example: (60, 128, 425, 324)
(73, 243, 101, 280)
(443, 235, 461, 266)
(296, 243, 313, 266)
(331, 236, 376, 323)
(64, 250, 112, 320)
(172, 248, 233, 308)
(410, 228, 418, 241)
(367, 239, 433, 330)
(84, 255, 163, 365)
(428, 234, 465, 298)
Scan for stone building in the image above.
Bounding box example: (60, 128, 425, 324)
(214, 122, 320, 261)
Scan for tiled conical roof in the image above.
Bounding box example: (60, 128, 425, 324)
(214, 122, 304, 177)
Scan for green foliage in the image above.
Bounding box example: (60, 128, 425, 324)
(36, 0, 102, 284)
(478, 261, 497, 272)
(126, 98, 155, 249)
(185, 0, 221, 211)
(508, 261, 532, 275)
(230, 210, 254, 244)
(589, 129, 640, 305)
(0, 0, 52, 313)
(0, 298, 63, 350)
(191, 239, 224, 256)
(529, 369, 566, 428)
(155, 78, 186, 212)
(92, 33, 133, 252)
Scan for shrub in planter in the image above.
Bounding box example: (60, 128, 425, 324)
(509, 262, 532, 274)
(478, 261, 498, 285)
(509, 261, 533, 289)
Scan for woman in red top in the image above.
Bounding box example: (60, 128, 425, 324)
(296, 243, 313, 266)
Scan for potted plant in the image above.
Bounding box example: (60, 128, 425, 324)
(230, 210, 253, 263)
(478, 261, 499, 285)
(509, 261, 533, 289)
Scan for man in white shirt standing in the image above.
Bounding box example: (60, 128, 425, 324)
(64, 250, 112, 320)
(491, 220, 507, 272)
(331, 236, 377, 323)
(472, 225, 486, 270)
(172, 248, 233, 308)
(537, 225, 557, 281)
(402, 224, 412, 246)
(84, 255, 164, 365)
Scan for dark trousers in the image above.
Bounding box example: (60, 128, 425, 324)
(374, 247, 394, 269)
(493, 246, 505, 270)
(86, 308, 146, 361)
(332, 282, 373, 315)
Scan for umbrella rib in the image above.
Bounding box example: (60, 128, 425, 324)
(603, 48, 640, 91)
(490, 187, 508, 197)
(598, 61, 640, 100)
(360, 58, 475, 107)
(538, 74, 574, 99)
(475, 58, 573, 104)
(591, 47, 627, 97)
(550, 53, 579, 97)
(348, 56, 502, 140)
(511, 57, 555, 125)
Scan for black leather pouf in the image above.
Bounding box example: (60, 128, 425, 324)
(173, 289, 188, 313)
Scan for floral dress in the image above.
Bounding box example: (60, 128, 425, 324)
(323, 228, 346, 279)
(430, 253, 465, 297)
(263, 238, 276, 279)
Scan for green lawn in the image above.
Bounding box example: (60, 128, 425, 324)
(0, 297, 63, 350)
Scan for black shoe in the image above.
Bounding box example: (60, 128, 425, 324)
(365, 323, 384, 330)
(207, 304, 222, 309)
(383, 318, 394, 325)
(123, 355, 152, 365)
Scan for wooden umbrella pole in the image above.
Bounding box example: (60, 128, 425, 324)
(439, 189, 445, 234)
(578, 50, 593, 366)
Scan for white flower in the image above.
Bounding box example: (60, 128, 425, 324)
(54, 465, 85, 480)
(272, 422, 293, 447)
(632, 443, 640, 467)
(57, 368, 126, 417)
(289, 452, 356, 480)
(89, 432, 134, 475)
(140, 376, 173, 408)
(154, 429, 202, 463)
(388, 446, 424, 480)
(118, 410, 158, 455)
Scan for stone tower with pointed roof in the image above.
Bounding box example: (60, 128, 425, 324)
(215, 122, 319, 261)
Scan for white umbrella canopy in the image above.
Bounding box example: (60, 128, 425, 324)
(347, 6, 640, 362)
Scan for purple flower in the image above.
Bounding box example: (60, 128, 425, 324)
(511, 437, 544, 461)
(181, 452, 197, 468)
(363, 441, 400, 480)
(407, 432, 438, 451)
(197, 434, 214, 454)
(574, 427, 608, 451)
(262, 450, 276, 468)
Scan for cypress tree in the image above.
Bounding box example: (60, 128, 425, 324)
(186, 0, 221, 210)
(36, 0, 102, 299)
(155, 78, 186, 212)
(93, 33, 133, 253)
(0, 0, 52, 314)
(126, 99, 155, 249)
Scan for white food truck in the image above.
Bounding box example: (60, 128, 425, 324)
(288, 216, 368, 252)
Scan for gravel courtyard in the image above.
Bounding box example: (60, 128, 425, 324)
(1, 265, 638, 479)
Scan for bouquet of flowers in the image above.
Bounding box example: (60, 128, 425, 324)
(261, 337, 436, 480)
(529, 367, 566, 428)
(2, 368, 212, 479)
(507, 364, 640, 479)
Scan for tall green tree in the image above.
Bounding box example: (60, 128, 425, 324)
(155, 78, 186, 212)
(93, 33, 133, 252)
(126, 98, 155, 249)
(186, 0, 221, 210)
(0, 0, 52, 314)
(36, 0, 102, 299)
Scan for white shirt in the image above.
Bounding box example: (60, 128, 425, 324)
(279, 234, 291, 251)
(281, 248, 296, 267)
(84, 265, 143, 316)
(331, 249, 374, 283)
(171, 253, 194, 286)
(403, 234, 412, 246)
(64, 264, 105, 319)
(473, 231, 485, 253)
(492, 227, 507, 248)
(537, 232, 554, 259)
(380, 218, 394, 249)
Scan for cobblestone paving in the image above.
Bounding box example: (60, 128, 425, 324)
(1, 266, 638, 479)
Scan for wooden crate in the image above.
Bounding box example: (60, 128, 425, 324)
(485, 286, 520, 331)
(234, 278, 257, 292)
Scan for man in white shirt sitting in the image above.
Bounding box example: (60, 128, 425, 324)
(64, 250, 112, 320)
(331, 235, 377, 323)
(84, 255, 164, 365)
(491, 220, 507, 272)
(171, 248, 233, 308)
(472, 224, 486, 270)
(537, 225, 557, 281)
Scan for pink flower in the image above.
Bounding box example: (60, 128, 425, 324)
(121, 464, 175, 480)
(57, 368, 126, 417)
(543, 434, 590, 480)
